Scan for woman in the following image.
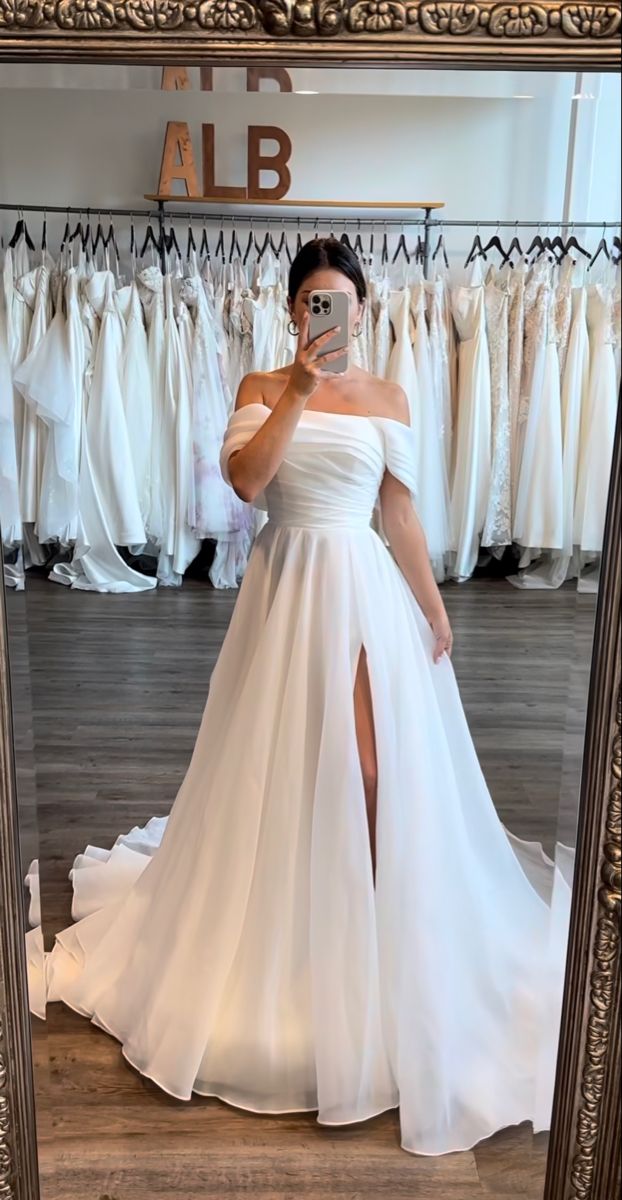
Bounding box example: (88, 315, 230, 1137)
(45, 239, 559, 1158)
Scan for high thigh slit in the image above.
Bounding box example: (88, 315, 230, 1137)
(353, 645, 378, 886)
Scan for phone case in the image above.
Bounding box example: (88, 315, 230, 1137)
(308, 290, 349, 375)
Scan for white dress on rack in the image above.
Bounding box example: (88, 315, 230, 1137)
(50, 269, 156, 595)
(138, 266, 167, 547)
(41, 403, 568, 1159)
(482, 269, 511, 554)
(182, 267, 246, 542)
(425, 273, 453, 480)
(14, 259, 52, 528)
(31, 268, 83, 547)
(512, 261, 564, 559)
(449, 259, 492, 581)
(0, 253, 22, 550)
(115, 281, 152, 525)
(505, 259, 528, 527)
(410, 280, 449, 579)
(370, 272, 392, 381)
(573, 277, 619, 555)
(156, 274, 200, 587)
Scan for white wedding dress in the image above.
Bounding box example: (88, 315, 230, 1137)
(39, 403, 570, 1158)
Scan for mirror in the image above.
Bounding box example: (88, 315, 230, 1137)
(1, 62, 620, 1197)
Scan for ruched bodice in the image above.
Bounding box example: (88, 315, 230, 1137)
(220, 403, 418, 532)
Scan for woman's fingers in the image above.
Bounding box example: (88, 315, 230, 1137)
(307, 326, 341, 355)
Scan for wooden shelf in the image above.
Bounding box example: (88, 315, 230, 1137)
(145, 195, 445, 211)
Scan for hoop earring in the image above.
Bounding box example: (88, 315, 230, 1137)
(353, 321, 363, 338)
(288, 319, 299, 336)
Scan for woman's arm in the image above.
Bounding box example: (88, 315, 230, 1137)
(379, 471, 453, 663)
(228, 374, 308, 504)
(227, 314, 343, 504)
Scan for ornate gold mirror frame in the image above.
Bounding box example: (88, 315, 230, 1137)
(0, 13, 620, 1200)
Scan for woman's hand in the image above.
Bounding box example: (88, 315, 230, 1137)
(429, 609, 453, 663)
(289, 311, 346, 402)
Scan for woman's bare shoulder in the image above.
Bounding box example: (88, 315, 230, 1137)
(235, 367, 292, 411)
(356, 370, 410, 427)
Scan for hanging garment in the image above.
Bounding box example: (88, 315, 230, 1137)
(181, 268, 247, 541)
(6, 242, 33, 477)
(32, 268, 84, 546)
(154, 274, 200, 587)
(370, 271, 392, 381)
(14, 259, 52, 527)
(573, 277, 619, 555)
(115, 281, 152, 525)
(449, 260, 492, 581)
(138, 265, 167, 546)
(513, 260, 564, 558)
(506, 259, 528, 523)
(410, 279, 450, 579)
(0, 253, 22, 549)
(425, 273, 453, 481)
(50, 268, 155, 594)
(506, 280, 590, 591)
(42, 404, 567, 1158)
(482, 269, 512, 553)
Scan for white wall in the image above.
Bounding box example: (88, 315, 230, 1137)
(0, 67, 619, 264)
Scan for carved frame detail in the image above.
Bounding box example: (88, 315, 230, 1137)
(0, 0, 620, 66)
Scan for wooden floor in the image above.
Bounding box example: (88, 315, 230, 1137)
(5, 574, 597, 1200)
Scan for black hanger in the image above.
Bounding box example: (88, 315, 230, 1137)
(525, 229, 544, 259)
(481, 227, 508, 260)
(414, 234, 426, 266)
(215, 226, 226, 263)
(228, 226, 242, 265)
(464, 232, 487, 267)
(589, 229, 611, 267)
(8, 215, 35, 252)
(255, 231, 271, 261)
(163, 224, 181, 258)
(432, 233, 449, 269)
(503, 229, 523, 265)
(186, 220, 197, 260)
(340, 231, 353, 250)
(130, 216, 137, 262)
(91, 212, 106, 256)
(41, 213, 47, 254)
(392, 232, 411, 266)
(68, 215, 90, 254)
(562, 233, 589, 260)
(243, 228, 256, 267)
(612, 235, 621, 265)
(381, 229, 389, 267)
(272, 229, 291, 263)
(60, 211, 71, 255)
(139, 218, 162, 258)
(352, 222, 365, 261)
(199, 222, 210, 261)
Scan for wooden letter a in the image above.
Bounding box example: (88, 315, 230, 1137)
(158, 121, 199, 197)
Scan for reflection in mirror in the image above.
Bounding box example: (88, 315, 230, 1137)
(1, 61, 620, 1197)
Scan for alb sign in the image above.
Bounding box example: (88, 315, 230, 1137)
(157, 67, 293, 201)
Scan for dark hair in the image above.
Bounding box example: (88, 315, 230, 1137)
(288, 237, 367, 304)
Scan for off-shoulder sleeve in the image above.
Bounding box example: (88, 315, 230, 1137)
(380, 419, 418, 500)
(219, 403, 271, 510)
(371, 418, 419, 545)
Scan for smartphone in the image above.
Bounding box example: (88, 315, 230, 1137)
(308, 290, 349, 375)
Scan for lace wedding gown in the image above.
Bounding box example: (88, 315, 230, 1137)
(39, 403, 569, 1158)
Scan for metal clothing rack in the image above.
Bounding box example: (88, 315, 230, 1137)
(0, 202, 619, 277)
